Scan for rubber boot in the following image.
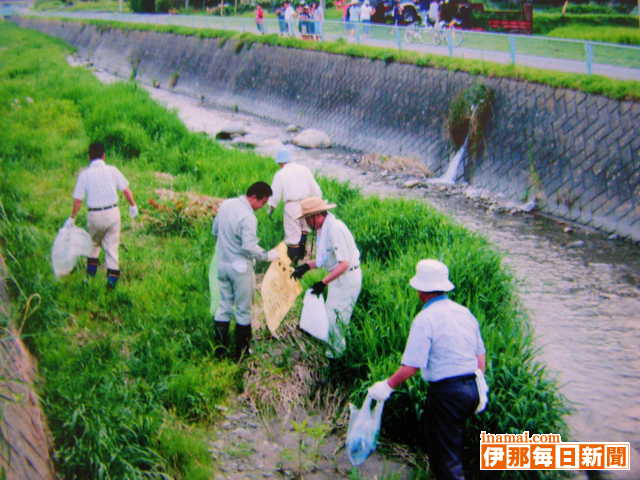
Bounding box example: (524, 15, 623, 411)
(287, 245, 303, 265)
(213, 320, 229, 359)
(106, 269, 120, 289)
(87, 257, 99, 277)
(235, 324, 252, 361)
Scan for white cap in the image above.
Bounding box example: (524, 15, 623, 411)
(409, 259, 455, 292)
(276, 149, 292, 164)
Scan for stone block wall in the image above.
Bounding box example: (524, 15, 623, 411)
(14, 18, 640, 241)
(0, 257, 55, 480)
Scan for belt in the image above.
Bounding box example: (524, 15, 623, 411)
(88, 204, 117, 212)
(430, 373, 476, 386)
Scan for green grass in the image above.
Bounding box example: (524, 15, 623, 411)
(29, 16, 640, 100)
(547, 25, 640, 46)
(34, 0, 130, 12)
(2, 20, 570, 479)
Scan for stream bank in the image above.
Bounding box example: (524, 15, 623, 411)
(137, 81, 640, 479)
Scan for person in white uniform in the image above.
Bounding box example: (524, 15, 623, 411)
(66, 142, 138, 289)
(212, 181, 279, 359)
(267, 149, 322, 264)
(291, 197, 361, 357)
(368, 259, 487, 480)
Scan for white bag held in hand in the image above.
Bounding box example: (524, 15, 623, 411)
(299, 289, 329, 341)
(475, 369, 489, 413)
(51, 225, 93, 277)
(346, 393, 385, 466)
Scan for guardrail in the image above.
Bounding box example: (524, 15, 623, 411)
(21, 10, 640, 80)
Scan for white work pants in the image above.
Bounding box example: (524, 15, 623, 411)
(283, 201, 308, 246)
(88, 208, 121, 270)
(326, 267, 362, 357)
(214, 260, 255, 326)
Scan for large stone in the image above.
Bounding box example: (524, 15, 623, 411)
(292, 129, 331, 149)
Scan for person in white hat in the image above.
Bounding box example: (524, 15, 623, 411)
(367, 259, 486, 480)
(212, 181, 280, 360)
(267, 149, 322, 264)
(291, 197, 361, 357)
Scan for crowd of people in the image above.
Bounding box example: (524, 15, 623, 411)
(66, 143, 487, 480)
(255, 1, 325, 38)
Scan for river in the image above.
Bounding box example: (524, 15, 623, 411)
(90, 62, 640, 478)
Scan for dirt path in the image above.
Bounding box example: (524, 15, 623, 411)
(209, 403, 415, 479)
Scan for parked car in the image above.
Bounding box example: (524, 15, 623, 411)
(369, 0, 422, 25)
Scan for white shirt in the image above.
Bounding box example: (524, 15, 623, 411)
(212, 196, 268, 266)
(284, 5, 295, 20)
(267, 163, 322, 209)
(401, 295, 485, 382)
(428, 1, 439, 22)
(72, 159, 129, 208)
(316, 213, 360, 271)
(360, 2, 371, 20)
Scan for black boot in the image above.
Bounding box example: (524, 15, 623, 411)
(213, 320, 229, 359)
(287, 245, 303, 265)
(235, 324, 252, 361)
(106, 269, 120, 289)
(87, 257, 99, 277)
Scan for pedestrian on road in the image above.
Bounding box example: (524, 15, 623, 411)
(284, 1, 296, 36)
(368, 259, 487, 480)
(255, 3, 265, 34)
(267, 149, 322, 264)
(292, 197, 361, 357)
(212, 181, 279, 360)
(66, 142, 137, 289)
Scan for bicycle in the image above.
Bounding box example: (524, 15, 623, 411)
(403, 19, 464, 47)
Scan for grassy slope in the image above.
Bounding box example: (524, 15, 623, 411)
(1, 21, 569, 479)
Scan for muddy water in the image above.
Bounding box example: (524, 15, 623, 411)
(90, 64, 640, 478)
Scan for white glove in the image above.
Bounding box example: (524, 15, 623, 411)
(63, 217, 75, 228)
(267, 249, 279, 262)
(129, 205, 139, 218)
(368, 380, 394, 402)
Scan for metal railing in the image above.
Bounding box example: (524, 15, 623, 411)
(21, 10, 640, 80)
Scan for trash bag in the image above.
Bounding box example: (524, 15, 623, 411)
(299, 289, 329, 341)
(51, 225, 93, 277)
(475, 369, 489, 413)
(346, 393, 385, 466)
(209, 253, 220, 315)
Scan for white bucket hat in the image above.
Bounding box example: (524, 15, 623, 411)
(276, 149, 292, 164)
(409, 259, 455, 292)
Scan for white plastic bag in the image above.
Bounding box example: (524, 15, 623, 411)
(475, 369, 489, 413)
(299, 289, 329, 341)
(51, 225, 93, 277)
(346, 393, 385, 466)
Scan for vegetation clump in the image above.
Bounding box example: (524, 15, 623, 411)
(0, 22, 569, 479)
(448, 82, 493, 155)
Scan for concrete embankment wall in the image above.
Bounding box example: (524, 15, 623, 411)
(15, 18, 640, 241)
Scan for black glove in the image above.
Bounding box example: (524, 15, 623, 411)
(291, 263, 310, 280)
(311, 281, 326, 296)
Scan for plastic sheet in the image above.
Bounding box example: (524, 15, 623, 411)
(51, 225, 92, 277)
(299, 289, 329, 341)
(346, 393, 385, 466)
(208, 253, 220, 315)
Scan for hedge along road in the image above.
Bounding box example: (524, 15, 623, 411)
(105, 73, 640, 478)
(23, 10, 640, 81)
